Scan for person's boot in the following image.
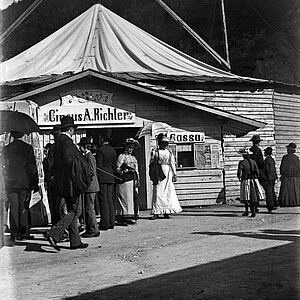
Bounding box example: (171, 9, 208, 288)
(242, 202, 249, 216)
(250, 205, 256, 217)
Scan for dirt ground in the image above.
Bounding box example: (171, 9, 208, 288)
(0, 203, 299, 300)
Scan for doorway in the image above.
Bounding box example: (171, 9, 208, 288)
(85, 127, 148, 210)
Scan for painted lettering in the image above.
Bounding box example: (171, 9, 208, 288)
(83, 109, 91, 121)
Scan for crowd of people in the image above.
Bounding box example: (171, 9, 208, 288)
(1, 116, 181, 250)
(2, 116, 300, 250)
(237, 135, 300, 217)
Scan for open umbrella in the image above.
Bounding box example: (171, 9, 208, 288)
(0, 110, 40, 134)
(137, 122, 173, 139)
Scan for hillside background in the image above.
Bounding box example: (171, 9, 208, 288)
(0, 0, 299, 84)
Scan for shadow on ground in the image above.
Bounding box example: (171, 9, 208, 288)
(65, 230, 300, 300)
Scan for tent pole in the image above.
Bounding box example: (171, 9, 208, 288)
(155, 0, 231, 70)
(0, 0, 44, 45)
(220, 0, 231, 70)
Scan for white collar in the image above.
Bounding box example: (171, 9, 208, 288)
(61, 132, 72, 139)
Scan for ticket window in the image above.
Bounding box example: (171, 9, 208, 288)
(169, 143, 198, 169)
(169, 143, 221, 170)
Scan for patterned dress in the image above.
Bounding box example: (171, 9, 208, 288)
(116, 152, 139, 216)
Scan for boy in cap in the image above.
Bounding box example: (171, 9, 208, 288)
(78, 137, 100, 238)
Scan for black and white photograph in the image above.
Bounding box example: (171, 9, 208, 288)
(0, 1, 299, 299)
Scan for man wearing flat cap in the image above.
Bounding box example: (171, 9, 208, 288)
(78, 137, 100, 238)
(46, 116, 89, 250)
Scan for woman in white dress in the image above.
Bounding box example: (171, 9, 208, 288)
(151, 134, 182, 219)
(115, 138, 140, 225)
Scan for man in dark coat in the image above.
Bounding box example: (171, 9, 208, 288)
(46, 116, 89, 251)
(249, 135, 264, 179)
(96, 129, 117, 230)
(249, 134, 264, 210)
(3, 131, 39, 241)
(43, 125, 67, 226)
(261, 147, 278, 212)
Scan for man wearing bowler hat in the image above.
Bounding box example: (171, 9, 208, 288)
(46, 116, 88, 250)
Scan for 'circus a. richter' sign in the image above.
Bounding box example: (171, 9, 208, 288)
(38, 95, 135, 126)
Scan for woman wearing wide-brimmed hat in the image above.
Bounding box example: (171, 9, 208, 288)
(237, 147, 264, 217)
(278, 143, 300, 206)
(150, 133, 182, 219)
(115, 138, 140, 225)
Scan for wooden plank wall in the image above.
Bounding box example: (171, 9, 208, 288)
(176, 169, 224, 206)
(273, 92, 300, 165)
(157, 88, 276, 201)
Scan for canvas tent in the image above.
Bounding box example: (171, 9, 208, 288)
(0, 4, 253, 83)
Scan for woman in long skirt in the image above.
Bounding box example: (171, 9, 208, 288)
(278, 143, 300, 206)
(115, 138, 140, 225)
(151, 134, 182, 219)
(237, 147, 264, 217)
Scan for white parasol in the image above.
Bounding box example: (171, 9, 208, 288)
(137, 122, 174, 139)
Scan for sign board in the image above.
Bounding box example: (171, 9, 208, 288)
(38, 95, 136, 126)
(168, 132, 205, 143)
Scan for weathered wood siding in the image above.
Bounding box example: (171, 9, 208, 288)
(157, 88, 276, 201)
(273, 92, 300, 166)
(30, 77, 225, 207)
(175, 169, 224, 206)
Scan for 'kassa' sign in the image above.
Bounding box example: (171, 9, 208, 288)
(169, 132, 205, 143)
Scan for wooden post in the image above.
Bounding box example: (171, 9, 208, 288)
(220, 0, 231, 69)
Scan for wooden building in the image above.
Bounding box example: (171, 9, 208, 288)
(0, 70, 265, 208)
(137, 77, 300, 200)
(1, 4, 299, 207)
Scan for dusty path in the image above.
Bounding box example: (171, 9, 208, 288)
(1, 204, 299, 300)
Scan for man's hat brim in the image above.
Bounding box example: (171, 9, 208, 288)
(60, 124, 78, 129)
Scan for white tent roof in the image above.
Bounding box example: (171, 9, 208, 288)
(0, 4, 240, 82)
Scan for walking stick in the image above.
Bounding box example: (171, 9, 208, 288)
(96, 167, 122, 181)
(133, 172, 139, 223)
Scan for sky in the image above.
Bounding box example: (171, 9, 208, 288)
(0, 0, 20, 10)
